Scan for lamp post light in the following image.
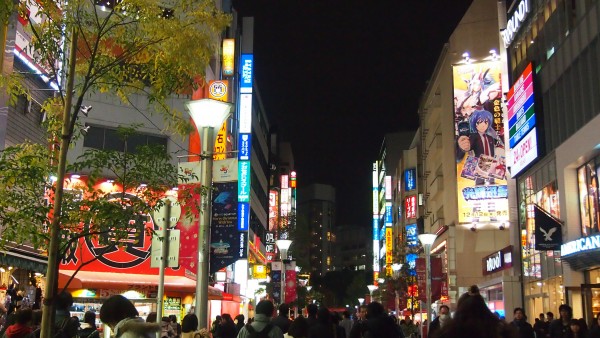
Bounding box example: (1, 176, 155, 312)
(276, 239, 293, 305)
(358, 298, 365, 305)
(392, 263, 403, 318)
(186, 98, 232, 329)
(418, 233, 437, 327)
(367, 284, 378, 304)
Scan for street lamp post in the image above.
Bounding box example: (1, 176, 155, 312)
(418, 233, 437, 328)
(392, 263, 403, 318)
(186, 99, 232, 329)
(367, 284, 377, 304)
(358, 298, 364, 305)
(276, 239, 293, 305)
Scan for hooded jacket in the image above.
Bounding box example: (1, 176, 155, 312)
(5, 323, 32, 338)
(113, 317, 160, 338)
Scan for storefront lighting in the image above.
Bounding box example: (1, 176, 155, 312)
(0, 268, 5, 272)
(71, 174, 80, 179)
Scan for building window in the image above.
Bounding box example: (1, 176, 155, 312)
(83, 125, 168, 153)
(578, 158, 600, 236)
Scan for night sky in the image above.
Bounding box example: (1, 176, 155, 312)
(232, 1, 473, 226)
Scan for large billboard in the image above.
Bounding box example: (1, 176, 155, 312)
(507, 63, 538, 176)
(453, 61, 509, 224)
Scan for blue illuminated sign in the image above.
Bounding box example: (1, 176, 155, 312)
(406, 253, 417, 275)
(238, 161, 251, 202)
(372, 218, 378, 239)
(239, 133, 252, 161)
(237, 202, 249, 231)
(406, 223, 418, 247)
(240, 54, 253, 93)
(405, 168, 417, 191)
(385, 205, 393, 225)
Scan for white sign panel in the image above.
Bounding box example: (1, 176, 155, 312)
(239, 94, 252, 133)
(510, 127, 538, 175)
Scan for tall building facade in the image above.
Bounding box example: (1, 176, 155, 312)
(297, 183, 336, 279)
(416, 0, 522, 316)
(504, 0, 600, 323)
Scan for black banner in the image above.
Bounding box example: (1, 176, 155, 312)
(210, 182, 239, 274)
(534, 205, 562, 251)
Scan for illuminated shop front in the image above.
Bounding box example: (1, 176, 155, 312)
(518, 162, 564, 322)
(560, 153, 600, 323)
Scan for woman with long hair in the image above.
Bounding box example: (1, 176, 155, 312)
(432, 285, 516, 338)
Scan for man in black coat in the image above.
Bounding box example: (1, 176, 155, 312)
(429, 305, 450, 338)
(271, 304, 292, 334)
(361, 302, 403, 338)
(510, 307, 535, 338)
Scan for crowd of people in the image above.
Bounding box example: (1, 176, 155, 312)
(5, 287, 600, 338)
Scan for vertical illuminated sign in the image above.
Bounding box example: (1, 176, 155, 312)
(405, 168, 417, 191)
(453, 61, 509, 223)
(372, 162, 379, 275)
(385, 176, 392, 200)
(386, 227, 393, 275)
(222, 39, 235, 76)
(508, 63, 538, 175)
(240, 54, 254, 93)
(237, 54, 254, 236)
(405, 195, 417, 219)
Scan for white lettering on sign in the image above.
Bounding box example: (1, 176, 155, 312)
(510, 127, 538, 175)
(501, 0, 530, 48)
(561, 234, 600, 256)
(486, 251, 502, 272)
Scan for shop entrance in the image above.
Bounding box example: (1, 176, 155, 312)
(581, 284, 600, 324)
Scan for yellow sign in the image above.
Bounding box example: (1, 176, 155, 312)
(222, 39, 235, 76)
(209, 80, 229, 102)
(253, 264, 267, 279)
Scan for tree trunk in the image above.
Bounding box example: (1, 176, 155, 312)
(39, 28, 77, 338)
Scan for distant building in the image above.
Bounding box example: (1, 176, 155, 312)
(297, 183, 336, 279)
(333, 224, 371, 271)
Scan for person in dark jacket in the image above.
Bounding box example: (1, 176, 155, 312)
(78, 311, 100, 338)
(588, 313, 600, 338)
(434, 285, 516, 338)
(234, 314, 245, 334)
(533, 313, 549, 338)
(510, 308, 534, 338)
(306, 304, 319, 330)
(307, 307, 338, 338)
(271, 304, 292, 334)
(349, 305, 367, 338)
(361, 302, 403, 338)
(220, 314, 237, 338)
(429, 305, 450, 338)
(549, 304, 573, 338)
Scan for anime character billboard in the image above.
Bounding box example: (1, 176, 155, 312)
(453, 61, 509, 224)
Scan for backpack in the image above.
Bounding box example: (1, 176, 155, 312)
(54, 317, 79, 338)
(245, 323, 273, 338)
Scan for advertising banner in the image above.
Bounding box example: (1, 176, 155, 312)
(534, 205, 562, 251)
(453, 61, 509, 223)
(210, 182, 239, 273)
(285, 262, 298, 303)
(222, 39, 235, 76)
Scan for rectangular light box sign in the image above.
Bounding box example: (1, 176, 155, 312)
(239, 133, 251, 160)
(405, 168, 417, 191)
(237, 202, 249, 231)
(510, 127, 538, 176)
(239, 94, 252, 134)
(238, 161, 251, 202)
(222, 39, 235, 76)
(240, 54, 254, 93)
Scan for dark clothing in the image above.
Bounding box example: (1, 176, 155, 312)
(549, 319, 572, 338)
(271, 315, 292, 334)
(220, 321, 237, 338)
(308, 322, 339, 338)
(533, 320, 550, 338)
(362, 315, 403, 338)
(78, 324, 100, 338)
(511, 320, 535, 338)
(348, 321, 366, 338)
(430, 317, 442, 338)
(235, 322, 245, 334)
(306, 316, 319, 330)
(588, 325, 600, 338)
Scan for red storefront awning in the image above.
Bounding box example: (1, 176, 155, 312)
(59, 270, 223, 300)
